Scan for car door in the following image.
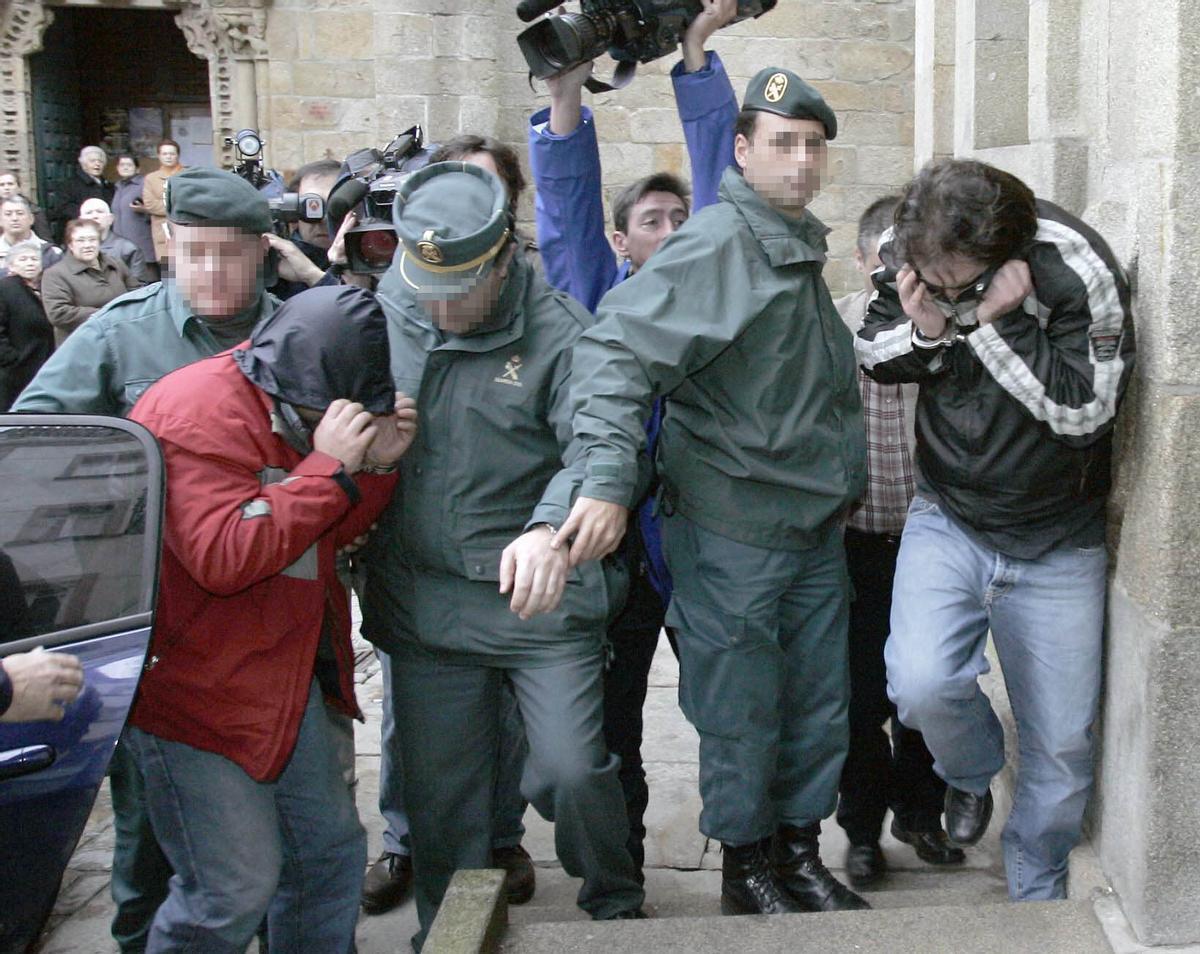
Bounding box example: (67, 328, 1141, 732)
(0, 415, 163, 953)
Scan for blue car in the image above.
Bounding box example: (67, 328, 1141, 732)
(0, 415, 163, 952)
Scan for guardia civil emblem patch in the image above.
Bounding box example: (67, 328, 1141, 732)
(765, 72, 789, 103)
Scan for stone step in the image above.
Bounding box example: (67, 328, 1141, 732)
(500, 900, 1114, 954)
(509, 865, 1011, 925)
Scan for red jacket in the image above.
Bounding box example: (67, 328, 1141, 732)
(128, 352, 398, 781)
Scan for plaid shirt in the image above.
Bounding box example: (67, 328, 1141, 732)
(835, 289, 915, 536)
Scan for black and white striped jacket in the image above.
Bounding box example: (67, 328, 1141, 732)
(854, 199, 1135, 557)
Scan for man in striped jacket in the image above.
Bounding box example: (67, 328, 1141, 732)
(855, 159, 1135, 901)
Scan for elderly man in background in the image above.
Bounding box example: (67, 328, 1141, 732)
(54, 145, 114, 237)
(79, 197, 153, 284)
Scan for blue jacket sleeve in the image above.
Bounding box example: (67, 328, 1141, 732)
(671, 51, 738, 214)
(529, 106, 620, 313)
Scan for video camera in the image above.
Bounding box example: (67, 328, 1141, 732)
(515, 0, 776, 84)
(226, 128, 326, 236)
(325, 126, 437, 275)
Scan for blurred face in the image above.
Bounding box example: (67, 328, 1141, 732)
(0, 174, 18, 199)
(420, 246, 513, 336)
(8, 249, 41, 282)
(116, 157, 137, 179)
(735, 112, 828, 217)
(80, 150, 106, 178)
(295, 171, 339, 249)
(613, 191, 688, 272)
(79, 198, 114, 236)
(69, 224, 102, 264)
(168, 223, 269, 319)
(2, 201, 33, 240)
(158, 145, 180, 169)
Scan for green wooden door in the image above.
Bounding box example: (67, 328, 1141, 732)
(29, 10, 82, 235)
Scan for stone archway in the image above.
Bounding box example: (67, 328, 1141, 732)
(0, 0, 268, 193)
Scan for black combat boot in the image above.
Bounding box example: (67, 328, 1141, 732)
(771, 823, 871, 912)
(720, 839, 805, 915)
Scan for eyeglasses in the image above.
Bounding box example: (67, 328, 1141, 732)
(914, 265, 998, 302)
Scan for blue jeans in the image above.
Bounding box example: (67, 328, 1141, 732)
(377, 649, 527, 857)
(127, 681, 366, 953)
(885, 495, 1106, 900)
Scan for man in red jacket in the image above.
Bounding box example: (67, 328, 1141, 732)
(126, 284, 416, 952)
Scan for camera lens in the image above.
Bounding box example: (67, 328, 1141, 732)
(517, 13, 610, 79)
(542, 13, 604, 71)
(360, 230, 398, 268)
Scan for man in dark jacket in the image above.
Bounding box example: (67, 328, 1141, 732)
(54, 145, 114, 237)
(564, 68, 868, 916)
(855, 158, 1135, 900)
(126, 284, 415, 951)
(79, 197, 152, 284)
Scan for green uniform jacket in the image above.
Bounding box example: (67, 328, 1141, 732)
(571, 167, 866, 550)
(12, 281, 277, 416)
(363, 255, 624, 665)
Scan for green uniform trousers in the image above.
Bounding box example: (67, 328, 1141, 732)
(392, 647, 644, 948)
(663, 512, 851, 846)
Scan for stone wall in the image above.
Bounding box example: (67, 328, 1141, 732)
(912, 0, 1200, 944)
(258, 0, 915, 296)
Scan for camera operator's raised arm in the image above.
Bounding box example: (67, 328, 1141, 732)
(528, 0, 739, 312)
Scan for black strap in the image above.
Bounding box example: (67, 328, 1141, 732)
(526, 60, 639, 95)
(584, 60, 638, 93)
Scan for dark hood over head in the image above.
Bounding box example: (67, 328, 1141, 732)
(234, 284, 394, 415)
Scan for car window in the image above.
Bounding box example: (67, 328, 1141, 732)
(0, 421, 161, 648)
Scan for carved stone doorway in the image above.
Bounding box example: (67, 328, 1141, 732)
(0, 0, 268, 197)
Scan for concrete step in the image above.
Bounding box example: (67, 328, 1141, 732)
(508, 865, 1011, 925)
(500, 900, 1114, 954)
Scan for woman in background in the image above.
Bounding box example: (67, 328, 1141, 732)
(41, 218, 138, 346)
(112, 155, 158, 282)
(0, 240, 53, 409)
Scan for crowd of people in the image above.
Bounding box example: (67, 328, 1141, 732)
(0, 140, 187, 409)
(0, 0, 1136, 951)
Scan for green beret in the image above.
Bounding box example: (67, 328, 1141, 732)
(165, 167, 272, 234)
(392, 161, 511, 299)
(743, 67, 837, 141)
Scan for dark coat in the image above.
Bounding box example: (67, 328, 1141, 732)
(41, 251, 139, 346)
(112, 176, 156, 265)
(53, 167, 114, 238)
(0, 274, 53, 409)
(856, 198, 1136, 559)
